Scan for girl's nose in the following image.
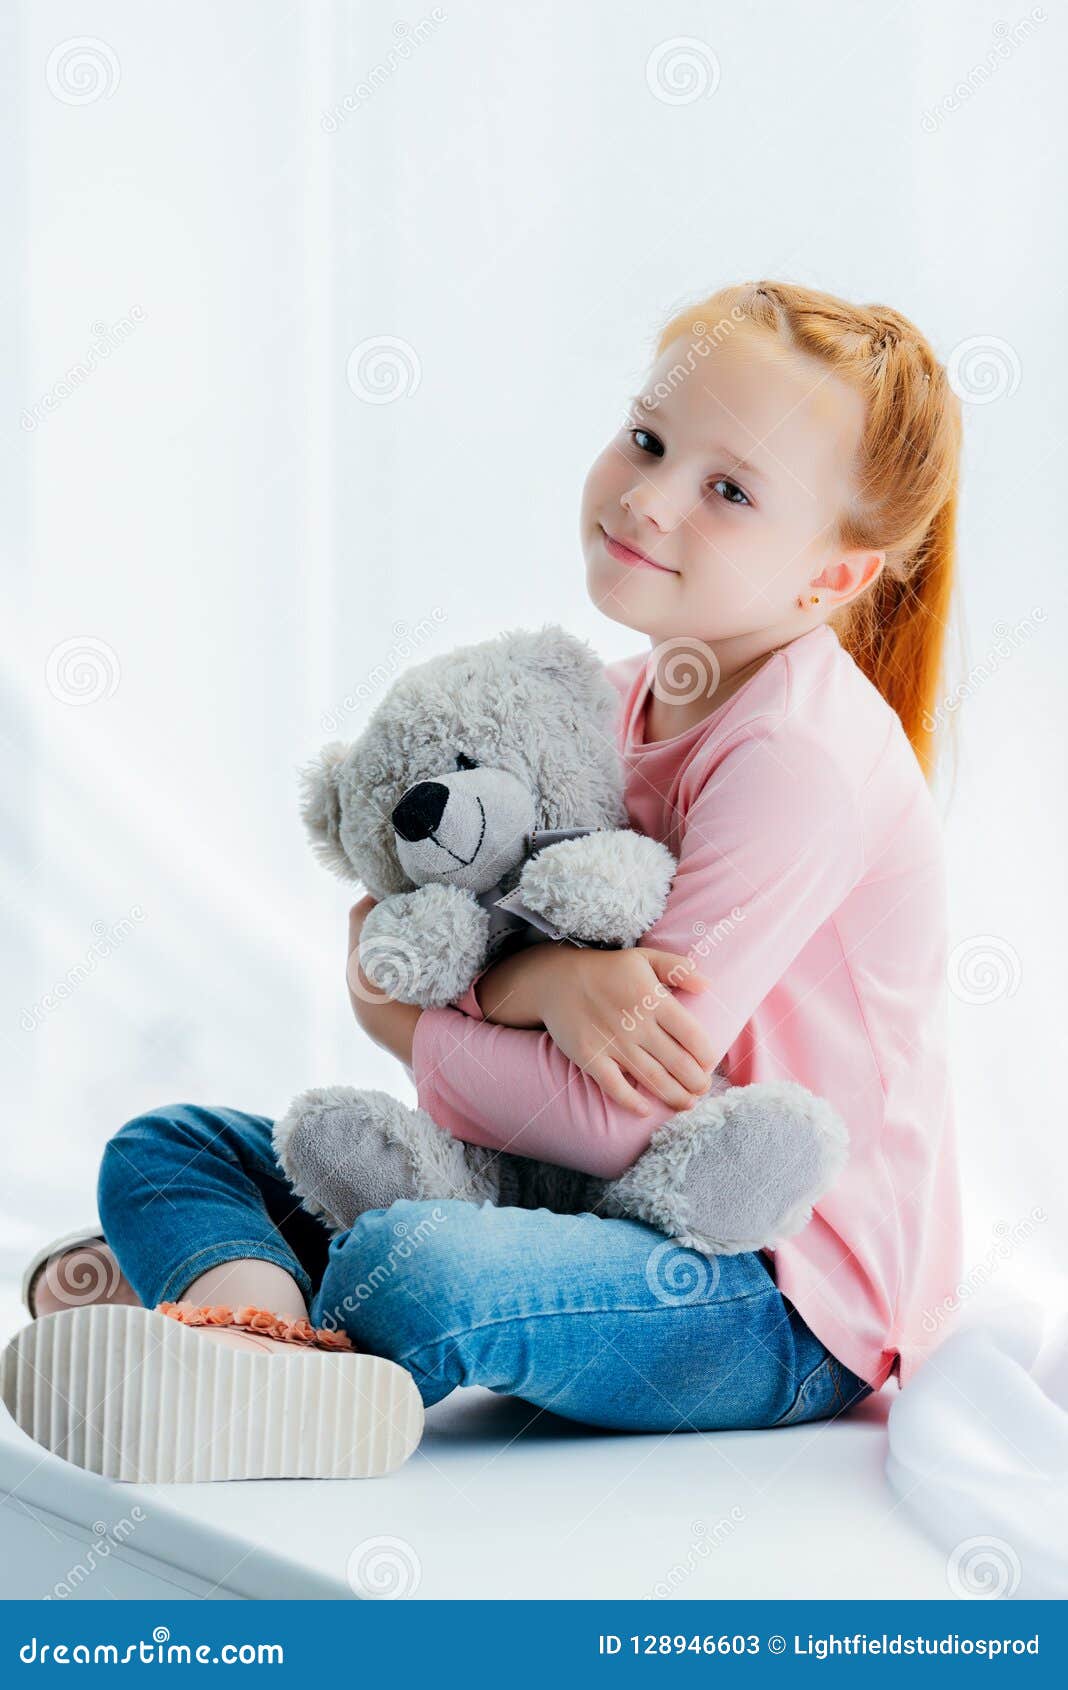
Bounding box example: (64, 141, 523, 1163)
(621, 484, 678, 532)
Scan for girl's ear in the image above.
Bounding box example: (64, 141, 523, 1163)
(299, 741, 350, 867)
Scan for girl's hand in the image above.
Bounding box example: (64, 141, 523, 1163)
(345, 894, 421, 1066)
(347, 893, 378, 958)
(536, 946, 720, 1117)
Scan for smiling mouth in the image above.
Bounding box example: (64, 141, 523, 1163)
(599, 524, 678, 574)
(426, 796, 487, 872)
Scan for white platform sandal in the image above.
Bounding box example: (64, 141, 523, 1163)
(1, 1301, 424, 1483)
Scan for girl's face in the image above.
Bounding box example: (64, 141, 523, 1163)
(581, 324, 880, 647)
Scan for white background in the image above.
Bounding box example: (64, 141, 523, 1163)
(4, 1, 1065, 1319)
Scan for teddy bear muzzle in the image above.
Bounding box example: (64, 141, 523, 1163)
(391, 765, 538, 894)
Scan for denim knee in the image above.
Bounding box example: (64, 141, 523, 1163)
(314, 1198, 476, 1357)
(96, 1102, 317, 1311)
(97, 1104, 189, 1221)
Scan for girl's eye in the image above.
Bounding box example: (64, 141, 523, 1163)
(455, 752, 479, 770)
(627, 425, 664, 458)
(710, 477, 750, 508)
(627, 421, 751, 507)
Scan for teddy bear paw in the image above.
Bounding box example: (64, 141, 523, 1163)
(359, 886, 490, 1007)
(273, 1086, 501, 1230)
(599, 1081, 849, 1256)
(518, 831, 676, 947)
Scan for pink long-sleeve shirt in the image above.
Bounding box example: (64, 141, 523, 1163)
(409, 623, 963, 1390)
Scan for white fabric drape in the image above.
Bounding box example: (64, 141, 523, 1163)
(887, 1299, 1068, 1598)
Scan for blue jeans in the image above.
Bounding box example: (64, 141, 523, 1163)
(97, 1103, 873, 1433)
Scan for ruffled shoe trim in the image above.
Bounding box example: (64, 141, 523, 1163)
(156, 1301, 355, 1351)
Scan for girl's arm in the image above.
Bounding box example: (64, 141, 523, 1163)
(459, 941, 719, 1112)
(348, 904, 715, 1114)
(408, 732, 865, 1180)
(345, 896, 421, 1074)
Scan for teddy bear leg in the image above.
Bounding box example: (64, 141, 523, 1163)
(493, 1155, 606, 1217)
(273, 1086, 501, 1232)
(595, 1081, 850, 1256)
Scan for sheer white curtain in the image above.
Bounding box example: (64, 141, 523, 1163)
(5, 1, 1065, 1313)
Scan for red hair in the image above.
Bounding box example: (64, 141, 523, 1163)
(656, 281, 963, 782)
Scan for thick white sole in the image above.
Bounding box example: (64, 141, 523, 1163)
(1, 1306, 423, 1483)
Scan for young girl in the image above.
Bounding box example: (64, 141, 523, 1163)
(12, 280, 963, 1483)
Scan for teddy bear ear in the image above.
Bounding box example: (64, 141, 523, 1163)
(299, 741, 355, 879)
(510, 623, 612, 706)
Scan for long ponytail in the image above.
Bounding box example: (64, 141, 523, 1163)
(833, 486, 959, 780)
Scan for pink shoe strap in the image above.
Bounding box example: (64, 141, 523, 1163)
(156, 1301, 354, 1351)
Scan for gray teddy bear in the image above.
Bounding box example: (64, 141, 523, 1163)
(274, 625, 848, 1256)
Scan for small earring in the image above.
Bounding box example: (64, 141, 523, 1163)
(796, 592, 821, 609)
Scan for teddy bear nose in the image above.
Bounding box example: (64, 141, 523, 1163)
(392, 780, 450, 842)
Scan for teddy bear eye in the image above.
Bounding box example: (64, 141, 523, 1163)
(455, 752, 479, 771)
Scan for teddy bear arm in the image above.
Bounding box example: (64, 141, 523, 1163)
(360, 885, 491, 1009)
(518, 830, 677, 948)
